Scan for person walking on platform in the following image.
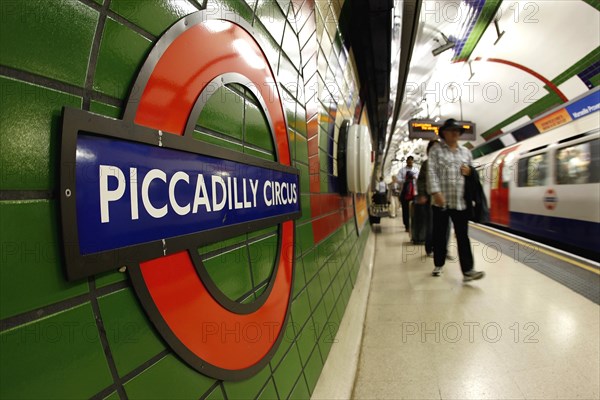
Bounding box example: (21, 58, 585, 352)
(374, 176, 387, 205)
(416, 141, 454, 259)
(427, 119, 484, 281)
(389, 176, 400, 218)
(397, 156, 419, 232)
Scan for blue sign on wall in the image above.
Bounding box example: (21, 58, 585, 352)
(60, 107, 301, 281)
(76, 134, 299, 255)
(566, 90, 600, 120)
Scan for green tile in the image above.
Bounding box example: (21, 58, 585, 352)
(297, 193, 311, 223)
(247, 225, 278, 239)
(98, 288, 166, 377)
(303, 349, 323, 395)
(257, 379, 278, 400)
(244, 146, 276, 161)
(124, 354, 215, 399)
(295, 222, 314, 254)
(291, 288, 311, 329)
(301, 249, 317, 282)
(321, 285, 336, 318)
(197, 86, 244, 141)
(318, 125, 329, 151)
(245, 100, 275, 151)
(294, 106, 307, 137)
(0, 77, 82, 190)
(269, 318, 295, 369)
(223, 363, 271, 400)
(272, 343, 303, 399)
(90, 100, 121, 119)
(0, 303, 112, 399)
(95, 269, 127, 288)
(204, 246, 253, 301)
(110, 0, 197, 37)
(296, 162, 309, 194)
(281, 92, 297, 131)
(289, 376, 310, 400)
(318, 332, 334, 363)
(0, 0, 97, 86)
(199, 232, 247, 255)
(192, 130, 244, 154)
(103, 392, 120, 400)
(249, 234, 278, 286)
(311, 300, 328, 337)
(103, 392, 121, 400)
(93, 18, 153, 100)
(292, 258, 306, 298)
(0, 200, 88, 319)
(305, 273, 322, 313)
(319, 172, 328, 193)
(590, 73, 600, 88)
(295, 318, 318, 366)
(294, 132, 308, 163)
(319, 149, 329, 172)
(205, 386, 225, 400)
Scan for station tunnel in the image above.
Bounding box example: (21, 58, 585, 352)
(0, 1, 599, 399)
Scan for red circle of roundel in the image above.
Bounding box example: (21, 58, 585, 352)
(122, 12, 294, 380)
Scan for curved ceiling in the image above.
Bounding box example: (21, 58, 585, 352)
(383, 0, 600, 177)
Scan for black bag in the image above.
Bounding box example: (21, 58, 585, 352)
(464, 166, 489, 223)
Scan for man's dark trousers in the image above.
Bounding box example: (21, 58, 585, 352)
(432, 206, 473, 274)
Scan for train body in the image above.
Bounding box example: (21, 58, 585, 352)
(474, 111, 599, 256)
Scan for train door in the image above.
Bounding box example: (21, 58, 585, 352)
(489, 147, 519, 226)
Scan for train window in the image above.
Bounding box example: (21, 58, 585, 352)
(517, 153, 547, 187)
(555, 139, 599, 185)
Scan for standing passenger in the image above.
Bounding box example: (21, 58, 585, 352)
(389, 176, 400, 218)
(427, 119, 484, 281)
(397, 156, 419, 232)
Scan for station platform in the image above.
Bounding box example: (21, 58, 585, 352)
(314, 216, 599, 400)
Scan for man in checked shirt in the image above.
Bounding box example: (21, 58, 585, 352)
(427, 119, 485, 281)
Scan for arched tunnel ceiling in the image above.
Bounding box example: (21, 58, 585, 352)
(382, 0, 600, 177)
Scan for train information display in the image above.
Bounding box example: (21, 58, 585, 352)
(408, 119, 476, 141)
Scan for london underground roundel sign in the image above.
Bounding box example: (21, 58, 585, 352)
(60, 12, 300, 380)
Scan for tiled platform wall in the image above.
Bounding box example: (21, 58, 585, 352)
(0, 0, 370, 399)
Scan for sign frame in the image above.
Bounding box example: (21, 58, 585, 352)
(408, 118, 476, 141)
(61, 107, 300, 281)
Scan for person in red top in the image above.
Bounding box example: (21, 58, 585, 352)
(396, 156, 419, 232)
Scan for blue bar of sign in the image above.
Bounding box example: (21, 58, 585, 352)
(565, 91, 600, 120)
(75, 134, 299, 255)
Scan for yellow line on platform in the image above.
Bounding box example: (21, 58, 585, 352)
(471, 224, 600, 275)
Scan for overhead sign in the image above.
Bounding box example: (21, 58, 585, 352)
(566, 90, 600, 120)
(534, 108, 572, 133)
(60, 11, 300, 381)
(408, 119, 476, 140)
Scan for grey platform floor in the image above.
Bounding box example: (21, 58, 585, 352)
(352, 216, 600, 400)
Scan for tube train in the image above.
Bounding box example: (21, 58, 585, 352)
(474, 111, 599, 258)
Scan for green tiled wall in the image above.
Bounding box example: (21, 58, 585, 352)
(0, 1, 370, 399)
